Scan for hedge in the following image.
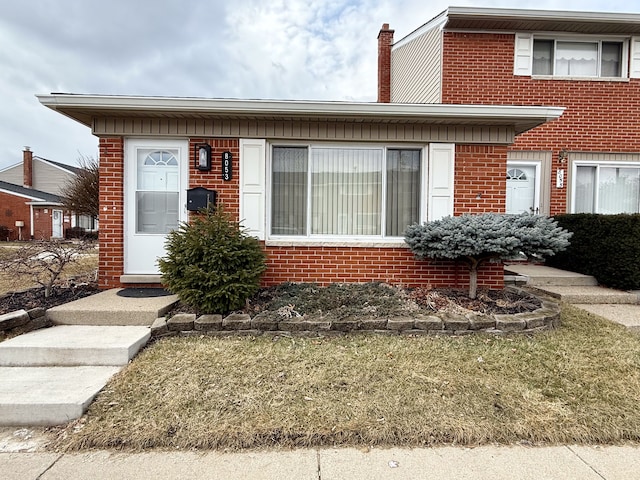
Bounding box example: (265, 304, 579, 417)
(547, 214, 640, 290)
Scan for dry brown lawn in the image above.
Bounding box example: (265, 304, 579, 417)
(0, 245, 97, 296)
(50, 304, 640, 451)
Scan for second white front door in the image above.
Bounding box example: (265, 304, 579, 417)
(52, 209, 63, 238)
(506, 163, 540, 215)
(124, 139, 188, 274)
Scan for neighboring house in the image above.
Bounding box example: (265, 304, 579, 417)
(0, 180, 70, 240)
(38, 95, 562, 290)
(379, 7, 640, 216)
(0, 148, 97, 237)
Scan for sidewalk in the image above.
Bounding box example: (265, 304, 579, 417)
(3, 444, 640, 479)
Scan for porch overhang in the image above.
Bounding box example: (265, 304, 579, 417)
(37, 94, 564, 136)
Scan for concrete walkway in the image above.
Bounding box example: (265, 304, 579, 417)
(505, 264, 640, 332)
(3, 444, 640, 479)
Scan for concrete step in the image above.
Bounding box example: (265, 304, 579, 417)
(504, 265, 598, 287)
(0, 325, 150, 367)
(573, 304, 640, 332)
(530, 285, 638, 305)
(46, 288, 179, 326)
(0, 366, 120, 426)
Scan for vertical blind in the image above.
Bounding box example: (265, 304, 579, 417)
(271, 146, 421, 237)
(386, 149, 421, 236)
(271, 147, 308, 235)
(575, 165, 640, 214)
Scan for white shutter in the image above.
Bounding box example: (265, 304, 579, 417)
(428, 143, 455, 221)
(239, 139, 266, 239)
(630, 36, 640, 78)
(513, 33, 533, 76)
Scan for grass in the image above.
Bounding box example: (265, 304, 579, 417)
(50, 304, 640, 451)
(0, 246, 97, 296)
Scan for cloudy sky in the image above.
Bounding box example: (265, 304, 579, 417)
(0, 0, 635, 170)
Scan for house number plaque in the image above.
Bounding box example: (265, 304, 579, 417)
(222, 151, 232, 181)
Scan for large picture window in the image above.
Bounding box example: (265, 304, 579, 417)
(271, 146, 422, 238)
(532, 38, 624, 78)
(574, 164, 640, 214)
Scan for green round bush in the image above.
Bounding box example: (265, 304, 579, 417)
(158, 206, 267, 314)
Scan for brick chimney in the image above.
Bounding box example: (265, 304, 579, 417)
(377, 23, 394, 103)
(23, 146, 33, 188)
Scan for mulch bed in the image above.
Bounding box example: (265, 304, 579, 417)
(0, 283, 99, 315)
(165, 283, 542, 319)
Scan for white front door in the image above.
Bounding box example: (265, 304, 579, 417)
(506, 163, 540, 214)
(52, 209, 63, 238)
(124, 139, 188, 274)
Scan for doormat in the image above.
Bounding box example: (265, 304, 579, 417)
(117, 288, 172, 298)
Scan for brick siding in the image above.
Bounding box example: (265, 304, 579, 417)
(441, 31, 640, 214)
(98, 136, 504, 290)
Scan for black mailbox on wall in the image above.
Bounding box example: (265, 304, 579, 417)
(186, 187, 217, 211)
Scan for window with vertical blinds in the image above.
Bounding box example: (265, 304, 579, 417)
(574, 163, 640, 214)
(271, 146, 422, 238)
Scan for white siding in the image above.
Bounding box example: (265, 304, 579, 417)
(0, 164, 22, 185)
(391, 26, 442, 103)
(32, 161, 75, 195)
(0, 160, 75, 195)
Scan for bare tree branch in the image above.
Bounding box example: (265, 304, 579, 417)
(59, 155, 99, 219)
(0, 240, 95, 298)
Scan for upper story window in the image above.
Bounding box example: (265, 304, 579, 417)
(514, 33, 640, 79)
(533, 39, 623, 77)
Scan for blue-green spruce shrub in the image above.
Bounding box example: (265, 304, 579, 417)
(404, 213, 571, 299)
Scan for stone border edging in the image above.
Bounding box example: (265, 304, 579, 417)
(0, 307, 50, 336)
(151, 288, 561, 338)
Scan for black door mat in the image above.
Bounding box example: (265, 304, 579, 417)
(117, 288, 173, 298)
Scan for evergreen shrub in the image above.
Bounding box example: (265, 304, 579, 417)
(158, 206, 267, 314)
(547, 214, 640, 290)
(405, 213, 571, 298)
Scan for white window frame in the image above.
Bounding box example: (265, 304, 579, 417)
(266, 142, 429, 244)
(571, 160, 640, 213)
(515, 33, 630, 79)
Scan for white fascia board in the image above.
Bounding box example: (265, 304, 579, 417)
(0, 162, 21, 174)
(37, 94, 564, 125)
(27, 201, 63, 206)
(445, 6, 640, 25)
(0, 188, 48, 201)
(393, 9, 448, 49)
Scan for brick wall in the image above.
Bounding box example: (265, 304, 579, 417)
(441, 31, 640, 214)
(262, 245, 504, 289)
(454, 144, 507, 214)
(0, 192, 30, 240)
(189, 138, 240, 219)
(98, 136, 504, 290)
(378, 24, 394, 103)
(32, 207, 71, 240)
(0, 192, 70, 241)
(98, 137, 125, 289)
